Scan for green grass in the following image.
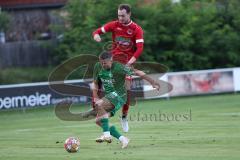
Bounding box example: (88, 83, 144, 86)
(0, 94, 240, 160)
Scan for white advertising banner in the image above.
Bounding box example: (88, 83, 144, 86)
(1, 67, 240, 109)
(168, 69, 234, 96)
(233, 67, 240, 92)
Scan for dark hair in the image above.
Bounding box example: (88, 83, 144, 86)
(99, 51, 112, 60)
(118, 4, 131, 14)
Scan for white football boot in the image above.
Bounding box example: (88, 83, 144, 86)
(95, 134, 112, 143)
(119, 136, 130, 149)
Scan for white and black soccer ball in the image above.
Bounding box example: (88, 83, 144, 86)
(64, 137, 80, 153)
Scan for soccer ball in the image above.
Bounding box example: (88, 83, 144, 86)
(64, 137, 80, 153)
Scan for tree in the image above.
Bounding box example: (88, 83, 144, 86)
(54, 0, 240, 71)
(0, 10, 10, 32)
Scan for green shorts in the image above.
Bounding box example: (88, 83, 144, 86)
(105, 92, 126, 116)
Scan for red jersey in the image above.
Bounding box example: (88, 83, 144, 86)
(93, 20, 144, 64)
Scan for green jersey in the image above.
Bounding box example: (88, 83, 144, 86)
(93, 62, 133, 101)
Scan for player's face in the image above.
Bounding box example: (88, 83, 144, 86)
(118, 9, 131, 24)
(99, 58, 113, 69)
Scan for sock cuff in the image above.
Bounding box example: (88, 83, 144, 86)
(122, 115, 127, 119)
(119, 136, 124, 141)
(104, 131, 111, 137)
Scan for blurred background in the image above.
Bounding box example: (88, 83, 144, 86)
(0, 0, 239, 84)
(1, 0, 240, 109)
(0, 1, 240, 159)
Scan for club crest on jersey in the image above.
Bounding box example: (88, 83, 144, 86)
(127, 29, 133, 35)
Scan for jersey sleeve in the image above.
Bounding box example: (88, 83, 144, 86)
(123, 66, 134, 76)
(92, 21, 116, 36)
(135, 26, 144, 44)
(133, 26, 144, 59)
(133, 42, 144, 59)
(117, 63, 134, 76)
(93, 62, 101, 82)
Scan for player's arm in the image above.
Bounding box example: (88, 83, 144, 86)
(127, 26, 144, 65)
(133, 69, 160, 91)
(92, 63, 101, 102)
(92, 21, 115, 42)
(92, 80, 99, 102)
(121, 64, 160, 91)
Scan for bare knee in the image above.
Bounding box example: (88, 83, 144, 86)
(96, 118, 101, 126)
(95, 99, 103, 110)
(95, 103, 102, 112)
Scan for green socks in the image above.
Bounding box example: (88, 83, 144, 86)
(110, 125, 122, 139)
(99, 119, 122, 139)
(100, 118, 109, 132)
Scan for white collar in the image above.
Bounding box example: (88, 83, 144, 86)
(121, 20, 133, 26)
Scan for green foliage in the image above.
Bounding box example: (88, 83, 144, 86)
(53, 0, 143, 62)
(55, 0, 240, 71)
(0, 67, 53, 85)
(0, 11, 10, 31)
(0, 65, 91, 84)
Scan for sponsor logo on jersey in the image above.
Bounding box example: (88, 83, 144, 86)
(101, 78, 115, 84)
(115, 36, 133, 51)
(115, 37, 131, 46)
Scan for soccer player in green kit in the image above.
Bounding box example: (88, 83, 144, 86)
(93, 51, 160, 148)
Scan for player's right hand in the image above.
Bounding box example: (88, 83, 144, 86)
(93, 34, 101, 42)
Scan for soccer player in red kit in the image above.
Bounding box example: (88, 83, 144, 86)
(92, 4, 144, 132)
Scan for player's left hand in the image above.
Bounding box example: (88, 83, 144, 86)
(127, 57, 136, 66)
(93, 34, 101, 42)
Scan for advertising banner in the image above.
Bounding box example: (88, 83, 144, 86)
(168, 70, 234, 96)
(0, 81, 91, 110)
(0, 78, 144, 110)
(1, 67, 239, 109)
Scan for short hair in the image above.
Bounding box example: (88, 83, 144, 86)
(99, 51, 112, 60)
(118, 4, 131, 14)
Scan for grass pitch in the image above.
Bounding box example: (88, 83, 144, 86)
(0, 94, 240, 160)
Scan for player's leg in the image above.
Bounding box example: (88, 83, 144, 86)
(95, 119, 130, 148)
(106, 93, 130, 148)
(109, 125, 130, 148)
(95, 94, 130, 148)
(94, 97, 114, 143)
(121, 77, 131, 132)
